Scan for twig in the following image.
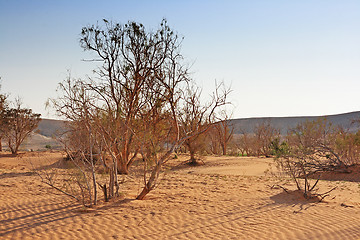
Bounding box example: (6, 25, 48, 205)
(271, 184, 289, 193)
(41, 179, 79, 201)
(317, 187, 337, 202)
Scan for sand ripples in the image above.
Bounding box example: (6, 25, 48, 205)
(1, 159, 360, 239)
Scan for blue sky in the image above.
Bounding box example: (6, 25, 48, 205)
(0, 0, 359, 119)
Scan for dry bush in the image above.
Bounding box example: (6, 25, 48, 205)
(333, 128, 360, 166)
(274, 118, 341, 199)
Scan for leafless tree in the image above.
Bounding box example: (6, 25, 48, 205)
(235, 131, 256, 156)
(47, 78, 101, 205)
(136, 81, 231, 199)
(253, 121, 280, 157)
(212, 110, 234, 155)
(179, 85, 212, 164)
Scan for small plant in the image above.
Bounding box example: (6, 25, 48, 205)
(45, 144, 52, 149)
(270, 138, 289, 158)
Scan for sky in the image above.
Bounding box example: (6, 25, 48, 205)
(0, 0, 359, 119)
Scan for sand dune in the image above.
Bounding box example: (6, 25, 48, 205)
(1, 153, 360, 239)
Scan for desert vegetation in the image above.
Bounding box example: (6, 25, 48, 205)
(2, 0, 360, 237)
(269, 118, 360, 199)
(4, 19, 358, 207)
(1, 16, 360, 210)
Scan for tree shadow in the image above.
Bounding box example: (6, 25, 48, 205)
(0, 200, 81, 237)
(270, 189, 321, 213)
(0, 171, 36, 179)
(309, 165, 360, 182)
(0, 153, 19, 158)
(96, 198, 136, 211)
(32, 158, 74, 171)
(170, 159, 205, 171)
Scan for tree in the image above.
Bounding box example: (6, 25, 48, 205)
(333, 127, 360, 166)
(179, 85, 212, 164)
(235, 130, 256, 156)
(136, 81, 230, 199)
(212, 110, 234, 155)
(74, 19, 189, 174)
(51, 19, 231, 202)
(0, 79, 8, 151)
(3, 99, 41, 154)
(253, 121, 280, 157)
(0, 97, 7, 152)
(45, 77, 116, 206)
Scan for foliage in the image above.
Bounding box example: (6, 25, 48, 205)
(333, 129, 360, 166)
(270, 138, 289, 158)
(3, 99, 41, 154)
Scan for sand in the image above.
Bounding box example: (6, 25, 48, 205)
(1, 152, 360, 239)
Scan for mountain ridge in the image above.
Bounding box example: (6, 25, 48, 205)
(28, 111, 360, 150)
(230, 111, 360, 134)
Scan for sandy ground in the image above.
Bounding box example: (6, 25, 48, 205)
(1, 152, 360, 239)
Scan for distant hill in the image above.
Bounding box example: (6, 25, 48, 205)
(2, 119, 67, 151)
(17, 118, 67, 151)
(20, 132, 62, 151)
(36, 118, 67, 137)
(230, 111, 360, 135)
(5, 112, 360, 152)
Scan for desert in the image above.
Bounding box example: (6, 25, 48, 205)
(1, 152, 360, 239)
(2, 2, 360, 239)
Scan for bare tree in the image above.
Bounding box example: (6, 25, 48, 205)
(136, 81, 230, 200)
(235, 130, 256, 156)
(179, 85, 212, 164)
(46, 78, 101, 206)
(253, 121, 280, 157)
(212, 110, 234, 155)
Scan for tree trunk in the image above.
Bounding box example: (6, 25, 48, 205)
(189, 147, 197, 164)
(109, 168, 114, 198)
(222, 143, 227, 155)
(103, 184, 108, 202)
(190, 155, 196, 164)
(117, 160, 129, 174)
(10, 146, 16, 154)
(136, 186, 150, 200)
